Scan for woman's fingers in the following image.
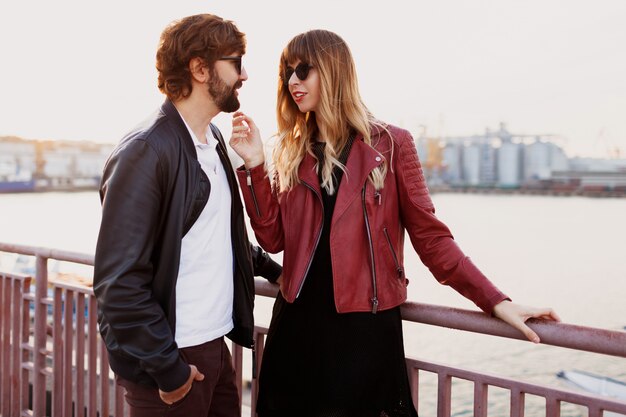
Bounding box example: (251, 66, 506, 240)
(517, 322, 541, 344)
(232, 114, 245, 126)
(505, 310, 541, 343)
(493, 301, 561, 343)
(534, 308, 561, 322)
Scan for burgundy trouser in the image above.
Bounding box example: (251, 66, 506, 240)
(116, 337, 240, 417)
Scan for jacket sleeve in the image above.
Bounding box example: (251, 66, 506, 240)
(235, 164, 285, 253)
(93, 140, 190, 392)
(250, 243, 282, 283)
(394, 130, 509, 314)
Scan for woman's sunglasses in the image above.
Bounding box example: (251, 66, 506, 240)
(283, 63, 313, 85)
(219, 56, 243, 74)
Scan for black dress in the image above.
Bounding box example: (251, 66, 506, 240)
(256, 140, 418, 417)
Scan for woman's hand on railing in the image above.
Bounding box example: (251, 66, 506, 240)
(493, 300, 561, 344)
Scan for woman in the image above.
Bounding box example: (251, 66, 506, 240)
(229, 29, 559, 417)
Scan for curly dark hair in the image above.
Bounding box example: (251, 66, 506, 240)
(156, 14, 246, 101)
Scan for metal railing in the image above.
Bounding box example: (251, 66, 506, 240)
(1, 242, 626, 417)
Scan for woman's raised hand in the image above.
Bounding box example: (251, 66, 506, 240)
(229, 111, 265, 169)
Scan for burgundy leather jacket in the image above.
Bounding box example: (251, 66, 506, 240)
(236, 124, 508, 314)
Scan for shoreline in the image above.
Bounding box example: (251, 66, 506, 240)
(428, 185, 626, 198)
(2, 185, 626, 198)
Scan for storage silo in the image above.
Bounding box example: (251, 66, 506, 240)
(479, 143, 497, 186)
(497, 141, 523, 188)
(462, 143, 481, 186)
(549, 143, 569, 173)
(442, 143, 463, 185)
(524, 139, 552, 180)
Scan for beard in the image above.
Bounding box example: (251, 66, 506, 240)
(208, 69, 242, 113)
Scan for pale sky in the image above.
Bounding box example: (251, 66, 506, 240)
(1, 0, 625, 158)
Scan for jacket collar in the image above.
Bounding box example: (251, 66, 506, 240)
(161, 98, 198, 159)
(296, 131, 385, 221)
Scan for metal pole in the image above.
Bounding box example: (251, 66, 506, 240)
(33, 255, 48, 417)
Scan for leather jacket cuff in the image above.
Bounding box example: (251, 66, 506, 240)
(151, 355, 190, 392)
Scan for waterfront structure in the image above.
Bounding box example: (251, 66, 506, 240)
(524, 139, 569, 182)
(0, 136, 113, 192)
(427, 124, 582, 191)
(479, 143, 497, 186)
(2, 131, 624, 194)
(497, 140, 523, 188)
(462, 143, 481, 186)
(1, 242, 625, 417)
(0, 138, 37, 190)
(442, 142, 463, 185)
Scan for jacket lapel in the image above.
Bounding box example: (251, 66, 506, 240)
(332, 135, 384, 225)
(298, 151, 322, 195)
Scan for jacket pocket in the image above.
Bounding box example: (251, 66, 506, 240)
(383, 227, 404, 279)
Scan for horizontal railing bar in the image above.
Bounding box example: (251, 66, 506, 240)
(0, 272, 31, 281)
(399, 301, 626, 358)
(255, 278, 626, 358)
(3, 248, 626, 359)
(409, 358, 626, 413)
(0, 242, 94, 265)
(50, 280, 93, 293)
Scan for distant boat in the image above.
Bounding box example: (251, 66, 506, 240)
(557, 370, 626, 416)
(557, 369, 626, 402)
(0, 179, 35, 193)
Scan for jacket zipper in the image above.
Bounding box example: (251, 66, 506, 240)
(383, 227, 404, 278)
(295, 180, 324, 298)
(245, 169, 261, 217)
(361, 184, 379, 314)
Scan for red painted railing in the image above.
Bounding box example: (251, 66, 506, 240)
(1, 242, 626, 417)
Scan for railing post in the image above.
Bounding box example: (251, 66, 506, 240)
(437, 373, 452, 417)
(52, 287, 63, 417)
(33, 255, 49, 417)
(21, 278, 32, 414)
(1, 276, 9, 417)
(546, 396, 561, 417)
(13, 278, 29, 417)
(473, 382, 488, 417)
(510, 389, 525, 417)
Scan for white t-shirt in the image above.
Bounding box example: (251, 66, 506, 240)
(175, 121, 234, 348)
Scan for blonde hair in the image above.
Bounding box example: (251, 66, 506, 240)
(273, 29, 387, 194)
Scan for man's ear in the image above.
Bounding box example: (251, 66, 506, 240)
(189, 57, 209, 83)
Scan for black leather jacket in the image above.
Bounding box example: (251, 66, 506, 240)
(94, 99, 281, 392)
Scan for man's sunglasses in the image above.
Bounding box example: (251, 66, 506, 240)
(283, 63, 313, 85)
(219, 56, 243, 75)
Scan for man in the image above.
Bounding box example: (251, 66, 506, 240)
(93, 14, 281, 416)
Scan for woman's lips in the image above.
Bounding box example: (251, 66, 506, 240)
(292, 91, 307, 103)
